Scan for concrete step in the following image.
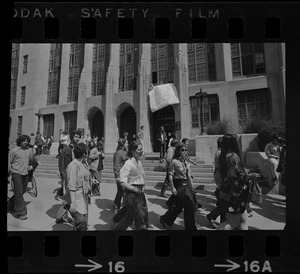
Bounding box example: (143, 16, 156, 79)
(100, 171, 213, 178)
(36, 161, 213, 170)
(34, 172, 216, 186)
(36, 165, 213, 176)
(35, 168, 214, 179)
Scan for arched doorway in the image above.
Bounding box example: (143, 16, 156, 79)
(88, 107, 104, 140)
(119, 106, 137, 143)
(152, 105, 176, 152)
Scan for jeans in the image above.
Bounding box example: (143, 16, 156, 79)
(166, 180, 199, 211)
(114, 189, 148, 230)
(207, 189, 226, 222)
(161, 181, 197, 230)
(8, 173, 29, 217)
(70, 211, 88, 231)
(159, 143, 166, 160)
(113, 179, 124, 208)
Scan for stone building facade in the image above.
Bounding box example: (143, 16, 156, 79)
(9, 43, 285, 153)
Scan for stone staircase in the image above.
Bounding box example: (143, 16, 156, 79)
(34, 153, 215, 189)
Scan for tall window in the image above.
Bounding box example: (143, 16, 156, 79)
(119, 44, 139, 92)
(187, 43, 216, 83)
(64, 111, 77, 134)
(23, 55, 28, 74)
(231, 43, 266, 76)
(10, 44, 20, 109)
(47, 44, 62, 105)
(17, 116, 23, 136)
(92, 44, 109, 96)
(237, 89, 271, 123)
(190, 94, 219, 128)
(68, 44, 85, 102)
(20, 86, 26, 106)
(43, 114, 54, 138)
(151, 44, 174, 85)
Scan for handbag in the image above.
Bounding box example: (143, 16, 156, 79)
(91, 177, 101, 196)
(248, 176, 262, 204)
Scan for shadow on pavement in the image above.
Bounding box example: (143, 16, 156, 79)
(251, 196, 286, 223)
(46, 204, 62, 219)
(93, 198, 116, 230)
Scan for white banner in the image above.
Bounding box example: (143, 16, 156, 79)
(148, 83, 180, 112)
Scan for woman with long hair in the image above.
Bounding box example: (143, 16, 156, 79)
(158, 143, 197, 230)
(114, 141, 149, 230)
(217, 133, 249, 230)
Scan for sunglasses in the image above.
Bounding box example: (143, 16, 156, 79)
(180, 149, 187, 152)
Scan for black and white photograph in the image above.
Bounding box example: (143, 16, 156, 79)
(8, 2, 300, 273)
(8, 42, 286, 232)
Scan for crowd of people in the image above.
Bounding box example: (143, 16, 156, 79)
(8, 128, 286, 231)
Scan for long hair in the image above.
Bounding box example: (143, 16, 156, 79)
(217, 136, 223, 149)
(219, 133, 241, 179)
(127, 140, 140, 158)
(173, 143, 186, 159)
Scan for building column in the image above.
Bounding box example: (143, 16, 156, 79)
(174, 43, 190, 141)
(53, 44, 71, 141)
(219, 43, 233, 82)
(77, 44, 93, 139)
(137, 44, 152, 152)
(103, 44, 120, 153)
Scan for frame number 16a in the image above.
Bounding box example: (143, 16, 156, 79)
(215, 259, 272, 272)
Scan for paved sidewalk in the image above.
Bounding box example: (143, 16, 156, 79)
(7, 177, 286, 231)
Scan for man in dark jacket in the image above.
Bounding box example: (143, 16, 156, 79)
(55, 130, 81, 223)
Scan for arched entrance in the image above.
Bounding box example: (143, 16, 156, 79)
(118, 106, 137, 143)
(88, 107, 104, 140)
(152, 105, 176, 152)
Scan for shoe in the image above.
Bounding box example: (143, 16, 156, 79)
(146, 224, 154, 229)
(247, 211, 253, 217)
(160, 192, 168, 198)
(55, 194, 63, 201)
(158, 215, 167, 229)
(206, 215, 218, 229)
(55, 217, 71, 224)
(112, 203, 120, 213)
(18, 215, 28, 220)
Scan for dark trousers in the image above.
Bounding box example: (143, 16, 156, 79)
(36, 145, 43, 155)
(8, 173, 29, 217)
(70, 211, 88, 231)
(161, 182, 197, 230)
(114, 190, 148, 230)
(113, 179, 124, 209)
(166, 184, 199, 211)
(159, 143, 166, 160)
(207, 189, 226, 222)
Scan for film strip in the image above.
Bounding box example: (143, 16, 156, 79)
(7, 1, 300, 273)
